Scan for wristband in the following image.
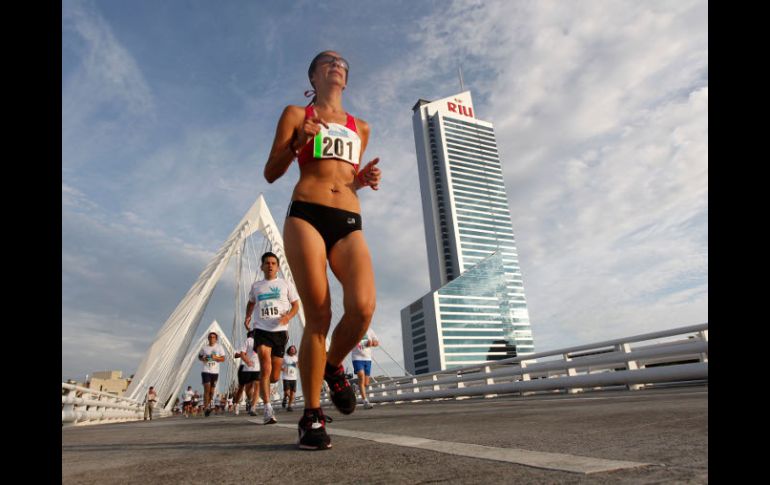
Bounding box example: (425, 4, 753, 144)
(291, 138, 305, 159)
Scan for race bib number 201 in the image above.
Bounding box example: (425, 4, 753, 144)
(313, 124, 361, 165)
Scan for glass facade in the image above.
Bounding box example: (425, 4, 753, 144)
(437, 252, 531, 368)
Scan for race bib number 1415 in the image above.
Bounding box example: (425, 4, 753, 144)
(260, 305, 280, 319)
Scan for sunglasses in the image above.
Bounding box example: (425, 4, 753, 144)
(315, 54, 350, 71)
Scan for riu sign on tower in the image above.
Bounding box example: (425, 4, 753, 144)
(446, 98, 474, 118)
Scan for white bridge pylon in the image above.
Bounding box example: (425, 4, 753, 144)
(125, 194, 305, 408)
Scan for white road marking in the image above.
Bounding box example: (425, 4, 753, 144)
(268, 422, 649, 474)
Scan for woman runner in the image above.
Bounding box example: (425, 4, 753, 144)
(264, 50, 381, 450)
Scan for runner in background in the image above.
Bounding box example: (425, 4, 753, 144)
(351, 328, 379, 409)
(182, 386, 194, 418)
(198, 332, 226, 417)
(282, 345, 299, 411)
(233, 335, 260, 416)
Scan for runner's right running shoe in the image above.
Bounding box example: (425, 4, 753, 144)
(297, 409, 333, 450)
(323, 364, 356, 415)
(264, 404, 277, 425)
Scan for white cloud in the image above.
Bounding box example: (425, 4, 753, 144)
(62, 308, 148, 380)
(62, 0, 154, 117)
(61, 0, 707, 380)
(61, 188, 233, 379)
(62, 0, 156, 174)
(356, 0, 708, 351)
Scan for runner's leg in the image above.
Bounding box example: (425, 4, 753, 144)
(284, 217, 332, 410)
(257, 345, 274, 405)
(357, 369, 368, 402)
(327, 231, 376, 366)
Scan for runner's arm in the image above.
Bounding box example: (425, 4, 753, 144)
(353, 120, 381, 191)
(280, 300, 300, 325)
(244, 301, 255, 331)
(265, 106, 304, 183)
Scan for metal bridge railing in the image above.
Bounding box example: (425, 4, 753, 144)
(64, 323, 707, 424)
(61, 383, 171, 427)
(354, 323, 708, 405)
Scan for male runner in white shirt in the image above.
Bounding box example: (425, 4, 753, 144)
(243, 252, 300, 424)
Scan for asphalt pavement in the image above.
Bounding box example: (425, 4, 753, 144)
(62, 385, 708, 484)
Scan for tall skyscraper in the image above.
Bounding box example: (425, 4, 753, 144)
(401, 91, 535, 375)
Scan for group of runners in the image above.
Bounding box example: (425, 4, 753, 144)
(176, 386, 244, 417)
(149, 50, 382, 451)
(191, 250, 379, 425)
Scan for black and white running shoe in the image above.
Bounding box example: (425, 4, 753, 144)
(324, 364, 357, 415)
(297, 409, 333, 450)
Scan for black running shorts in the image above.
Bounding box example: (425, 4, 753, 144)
(283, 380, 297, 392)
(252, 328, 289, 357)
(201, 372, 219, 385)
(238, 369, 260, 385)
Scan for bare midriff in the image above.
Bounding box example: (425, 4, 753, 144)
(292, 158, 360, 213)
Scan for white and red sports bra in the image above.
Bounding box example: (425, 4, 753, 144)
(297, 104, 361, 171)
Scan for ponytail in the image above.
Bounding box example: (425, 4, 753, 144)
(304, 89, 316, 106)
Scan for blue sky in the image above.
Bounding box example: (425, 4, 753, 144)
(62, 0, 708, 388)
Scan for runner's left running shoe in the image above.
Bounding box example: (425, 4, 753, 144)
(298, 409, 333, 450)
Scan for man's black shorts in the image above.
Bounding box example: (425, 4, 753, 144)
(201, 372, 219, 385)
(251, 328, 289, 357)
(283, 380, 297, 392)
